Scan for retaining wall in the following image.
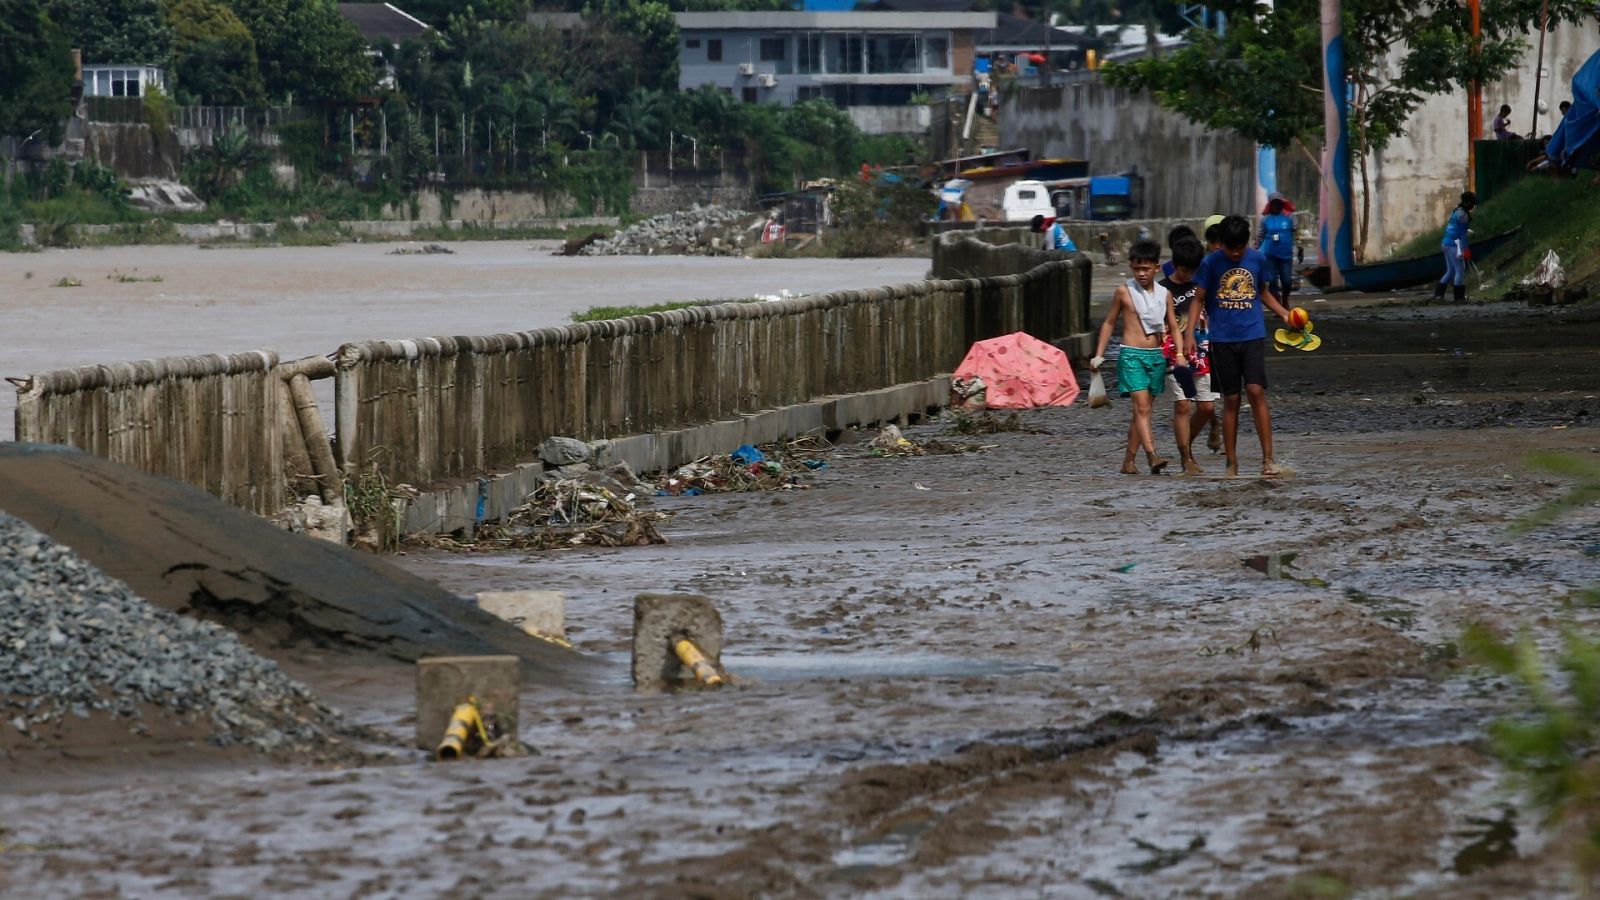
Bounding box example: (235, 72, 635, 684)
(335, 240, 1090, 490)
(11, 351, 283, 516)
(13, 237, 1089, 531)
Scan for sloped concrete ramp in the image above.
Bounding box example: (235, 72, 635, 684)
(0, 444, 598, 688)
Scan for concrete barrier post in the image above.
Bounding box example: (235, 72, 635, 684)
(632, 593, 724, 692)
(476, 590, 566, 639)
(415, 655, 520, 750)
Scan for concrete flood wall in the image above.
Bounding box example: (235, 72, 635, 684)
(13, 238, 1089, 534)
(11, 351, 284, 516)
(336, 241, 1089, 497)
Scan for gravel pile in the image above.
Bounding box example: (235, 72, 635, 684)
(0, 511, 357, 757)
(579, 205, 762, 256)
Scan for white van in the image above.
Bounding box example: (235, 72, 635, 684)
(1001, 180, 1054, 223)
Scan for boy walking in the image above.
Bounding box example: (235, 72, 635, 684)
(1092, 240, 1184, 475)
(1161, 235, 1216, 475)
(1185, 216, 1293, 477)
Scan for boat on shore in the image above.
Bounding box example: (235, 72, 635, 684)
(1301, 227, 1522, 293)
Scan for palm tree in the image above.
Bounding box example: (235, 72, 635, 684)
(605, 87, 665, 150)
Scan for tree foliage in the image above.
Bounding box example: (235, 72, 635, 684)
(165, 0, 265, 105)
(47, 0, 175, 68)
(1104, 0, 1596, 252)
(227, 0, 371, 102)
(0, 0, 76, 142)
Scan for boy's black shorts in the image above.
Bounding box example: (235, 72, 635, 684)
(1209, 338, 1268, 395)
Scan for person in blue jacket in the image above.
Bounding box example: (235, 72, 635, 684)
(1254, 193, 1296, 304)
(1434, 191, 1476, 303)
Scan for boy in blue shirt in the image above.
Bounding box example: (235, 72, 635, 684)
(1255, 193, 1296, 304)
(1185, 215, 1294, 477)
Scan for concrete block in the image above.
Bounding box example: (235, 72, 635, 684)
(415, 655, 520, 750)
(477, 590, 565, 639)
(632, 593, 723, 692)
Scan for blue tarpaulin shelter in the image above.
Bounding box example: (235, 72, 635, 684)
(1547, 47, 1600, 171)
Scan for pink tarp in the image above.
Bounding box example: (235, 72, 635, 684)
(952, 332, 1080, 409)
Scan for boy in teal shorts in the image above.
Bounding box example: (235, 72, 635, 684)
(1091, 239, 1183, 474)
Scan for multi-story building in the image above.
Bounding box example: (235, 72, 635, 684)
(675, 11, 997, 107)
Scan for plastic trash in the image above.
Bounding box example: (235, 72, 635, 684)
(730, 444, 766, 465)
(802, 459, 828, 470)
(1088, 371, 1110, 408)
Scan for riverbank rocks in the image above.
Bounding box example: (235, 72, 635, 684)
(0, 510, 360, 759)
(578, 205, 762, 256)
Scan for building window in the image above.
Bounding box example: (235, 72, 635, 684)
(922, 36, 949, 70)
(796, 32, 822, 74)
(798, 86, 823, 102)
(867, 34, 920, 74)
(742, 86, 758, 103)
(827, 34, 862, 74)
(685, 38, 701, 49)
(761, 37, 793, 74)
(708, 38, 722, 61)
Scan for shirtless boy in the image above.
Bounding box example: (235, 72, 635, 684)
(1091, 239, 1183, 475)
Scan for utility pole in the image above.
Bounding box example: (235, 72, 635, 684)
(1254, 0, 1276, 216)
(1320, 0, 1353, 284)
(1468, 0, 1482, 190)
(1530, 0, 1550, 138)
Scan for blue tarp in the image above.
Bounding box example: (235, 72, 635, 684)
(1089, 175, 1130, 196)
(1547, 47, 1600, 171)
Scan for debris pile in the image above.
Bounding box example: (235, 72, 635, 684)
(655, 443, 822, 496)
(0, 511, 358, 758)
(945, 410, 1043, 435)
(388, 243, 454, 255)
(501, 477, 667, 549)
(579, 206, 761, 256)
(869, 424, 989, 457)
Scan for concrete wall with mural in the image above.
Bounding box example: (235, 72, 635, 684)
(1360, 24, 1600, 258)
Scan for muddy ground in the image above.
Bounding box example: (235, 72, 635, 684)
(4, 284, 1600, 897)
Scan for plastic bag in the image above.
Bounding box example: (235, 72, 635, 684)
(1088, 371, 1109, 408)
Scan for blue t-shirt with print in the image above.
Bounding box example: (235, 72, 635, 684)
(1196, 247, 1272, 343)
(1260, 213, 1295, 259)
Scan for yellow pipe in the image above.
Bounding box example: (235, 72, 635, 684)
(673, 638, 724, 688)
(436, 698, 488, 760)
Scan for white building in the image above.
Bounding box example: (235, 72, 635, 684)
(81, 65, 168, 98)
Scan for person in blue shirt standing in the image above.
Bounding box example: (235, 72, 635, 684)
(1254, 193, 1296, 305)
(1185, 215, 1294, 478)
(1433, 191, 1476, 303)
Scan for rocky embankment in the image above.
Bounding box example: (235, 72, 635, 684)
(579, 206, 763, 256)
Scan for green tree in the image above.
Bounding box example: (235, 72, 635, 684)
(48, 0, 175, 67)
(1104, 0, 1591, 256)
(227, 0, 371, 102)
(164, 0, 265, 105)
(606, 87, 666, 149)
(0, 0, 76, 142)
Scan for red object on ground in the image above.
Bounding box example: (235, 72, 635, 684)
(953, 332, 1080, 409)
